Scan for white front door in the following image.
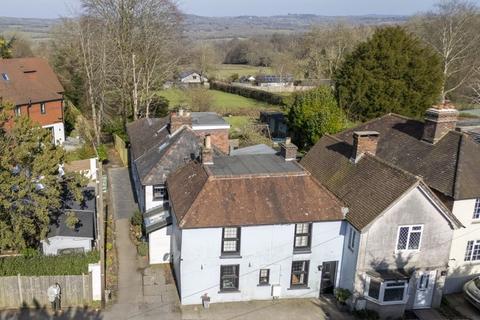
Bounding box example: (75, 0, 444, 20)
(413, 270, 437, 309)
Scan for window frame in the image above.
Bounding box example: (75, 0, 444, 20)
(221, 227, 241, 256)
(15, 106, 21, 117)
(365, 275, 408, 305)
(464, 240, 480, 262)
(219, 264, 240, 292)
(258, 269, 270, 286)
(473, 199, 480, 220)
(395, 225, 423, 252)
(348, 227, 357, 251)
(40, 103, 46, 114)
(293, 223, 312, 252)
(290, 260, 310, 288)
(152, 184, 168, 201)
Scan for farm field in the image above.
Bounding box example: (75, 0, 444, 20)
(159, 88, 281, 114)
(211, 64, 273, 80)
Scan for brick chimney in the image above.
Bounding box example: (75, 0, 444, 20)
(422, 102, 459, 144)
(280, 137, 298, 161)
(170, 108, 192, 134)
(351, 131, 380, 163)
(201, 134, 214, 165)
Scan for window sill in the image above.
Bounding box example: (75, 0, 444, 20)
(218, 290, 240, 294)
(293, 249, 312, 255)
(364, 296, 406, 306)
(288, 286, 310, 290)
(219, 255, 242, 259)
(471, 220, 480, 224)
(257, 283, 270, 287)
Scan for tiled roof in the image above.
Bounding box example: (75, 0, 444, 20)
(334, 114, 480, 200)
(168, 155, 345, 229)
(0, 57, 64, 105)
(301, 135, 420, 230)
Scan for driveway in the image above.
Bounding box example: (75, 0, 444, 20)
(446, 293, 480, 320)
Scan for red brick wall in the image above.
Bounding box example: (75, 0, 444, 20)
(194, 129, 230, 154)
(3, 99, 63, 128)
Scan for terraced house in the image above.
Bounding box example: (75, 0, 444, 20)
(167, 139, 357, 305)
(302, 103, 479, 317)
(0, 57, 65, 144)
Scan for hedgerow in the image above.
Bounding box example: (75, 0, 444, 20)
(0, 251, 99, 276)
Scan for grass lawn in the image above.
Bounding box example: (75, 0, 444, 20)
(211, 64, 273, 80)
(224, 116, 253, 134)
(159, 89, 281, 115)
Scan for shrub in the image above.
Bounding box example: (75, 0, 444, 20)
(334, 288, 352, 305)
(131, 210, 143, 227)
(0, 251, 99, 276)
(137, 242, 148, 257)
(211, 81, 286, 106)
(96, 144, 108, 163)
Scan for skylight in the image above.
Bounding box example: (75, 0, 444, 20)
(1, 73, 9, 81)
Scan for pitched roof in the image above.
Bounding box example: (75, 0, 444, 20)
(168, 155, 344, 229)
(0, 57, 64, 106)
(48, 188, 96, 238)
(127, 117, 170, 161)
(334, 114, 480, 200)
(301, 135, 421, 230)
(134, 127, 201, 185)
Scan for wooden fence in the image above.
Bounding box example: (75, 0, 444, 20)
(0, 274, 92, 309)
(113, 134, 129, 167)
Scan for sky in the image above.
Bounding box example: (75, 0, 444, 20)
(1, 0, 480, 19)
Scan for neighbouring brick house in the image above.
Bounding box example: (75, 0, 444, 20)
(127, 110, 230, 264)
(0, 57, 65, 144)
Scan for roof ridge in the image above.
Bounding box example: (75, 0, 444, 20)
(362, 153, 420, 182)
(209, 171, 308, 180)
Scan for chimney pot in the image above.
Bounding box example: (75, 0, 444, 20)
(170, 109, 192, 134)
(422, 106, 459, 144)
(178, 108, 184, 117)
(351, 131, 380, 163)
(280, 137, 298, 161)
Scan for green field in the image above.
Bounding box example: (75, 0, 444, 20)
(224, 116, 253, 134)
(159, 89, 280, 114)
(211, 64, 273, 80)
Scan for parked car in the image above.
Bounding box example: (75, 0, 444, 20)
(463, 276, 480, 310)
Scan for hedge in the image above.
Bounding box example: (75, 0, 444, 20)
(0, 251, 100, 276)
(210, 81, 286, 106)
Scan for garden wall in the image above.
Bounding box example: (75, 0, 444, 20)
(114, 134, 129, 167)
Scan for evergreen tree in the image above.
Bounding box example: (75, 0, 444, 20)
(0, 107, 85, 251)
(334, 26, 443, 121)
(287, 86, 347, 150)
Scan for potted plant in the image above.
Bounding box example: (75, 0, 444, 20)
(334, 288, 352, 312)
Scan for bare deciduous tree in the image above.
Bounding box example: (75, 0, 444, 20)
(410, 0, 480, 102)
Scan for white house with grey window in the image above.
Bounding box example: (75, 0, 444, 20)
(302, 131, 463, 318)
(127, 111, 230, 264)
(167, 141, 357, 305)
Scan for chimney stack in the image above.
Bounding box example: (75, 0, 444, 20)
(422, 102, 459, 144)
(201, 135, 214, 165)
(280, 137, 298, 161)
(351, 131, 380, 163)
(170, 108, 192, 134)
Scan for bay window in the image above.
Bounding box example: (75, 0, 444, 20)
(365, 275, 408, 304)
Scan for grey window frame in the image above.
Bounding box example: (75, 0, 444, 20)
(152, 185, 168, 201)
(294, 223, 312, 251)
(473, 199, 480, 220)
(290, 260, 310, 287)
(220, 264, 239, 292)
(258, 269, 270, 286)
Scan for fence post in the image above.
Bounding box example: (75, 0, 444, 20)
(17, 274, 22, 306)
(82, 273, 86, 302)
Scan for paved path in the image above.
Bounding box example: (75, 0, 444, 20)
(104, 167, 147, 320)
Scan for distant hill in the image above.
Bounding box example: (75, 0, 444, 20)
(0, 14, 409, 42)
(184, 14, 409, 40)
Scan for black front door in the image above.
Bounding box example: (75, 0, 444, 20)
(320, 261, 338, 295)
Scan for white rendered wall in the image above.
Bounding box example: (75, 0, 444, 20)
(149, 226, 172, 264)
(177, 221, 346, 305)
(145, 185, 168, 212)
(445, 198, 480, 293)
(41, 236, 92, 255)
(43, 122, 65, 145)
